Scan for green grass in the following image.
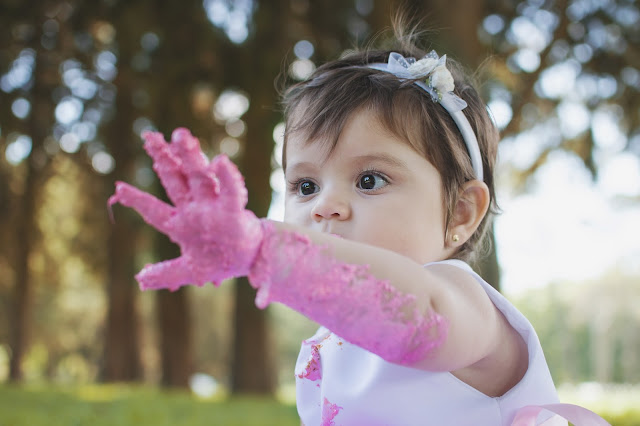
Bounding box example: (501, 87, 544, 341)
(0, 384, 300, 426)
(2, 383, 639, 426)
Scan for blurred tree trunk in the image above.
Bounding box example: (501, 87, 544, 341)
(8, 155, 37, 382)
(157, 291, 192, 387)
(104, 209, 142, 381)
(228, 0, 297, 394)
(7, 8, 56, 381)
(102, 5, 143, 382)
(8, 145, 38, 382)
(147, 0, 224, 387)
(0, 162, 10, 326)
(428, 0, 487, 66)
(230, 278, 274, 393)
(152, 185, 194, 386)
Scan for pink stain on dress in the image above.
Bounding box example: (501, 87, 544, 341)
(321, 397, 342, 426)
(297, 343, 323, 381)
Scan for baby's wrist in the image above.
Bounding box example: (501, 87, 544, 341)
(247, 220, 315, 308)
(247, 219, 277, 307)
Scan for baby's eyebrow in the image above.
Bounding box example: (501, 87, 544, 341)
(285, 161, 317, 177)
(285, 153, 406, 176)
(354, 153, 407, 169)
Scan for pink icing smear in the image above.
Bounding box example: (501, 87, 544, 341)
(297, 343, 322, 381)
(321, 397, 342, 426)
(249, 222, 448, 365)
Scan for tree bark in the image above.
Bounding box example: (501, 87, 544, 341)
(428, 0, 487, 67)
(104, 215, 143, 381)
(8, 6, 56, 380)
(8, 157, 38, 382)
(146, 0, 223, 387)
(228, 0, 294, 394)
(230, 278, 275, 393)
(103, 93, 143, 381)
(157, 285, 192, 388)
(102, 6, 144, 381)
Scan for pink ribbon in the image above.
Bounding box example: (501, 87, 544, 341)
(512, 403, 610, 426)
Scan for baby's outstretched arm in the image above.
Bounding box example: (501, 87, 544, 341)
(248, 221, 447, 364)
(110, 129, 502, 370)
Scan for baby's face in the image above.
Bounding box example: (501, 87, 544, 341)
(283, 110, 450, 265)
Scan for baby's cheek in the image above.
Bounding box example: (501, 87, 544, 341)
(379, 226, 438, 263)
(357, 227, 409, 256)
(283, 205, 310, 226)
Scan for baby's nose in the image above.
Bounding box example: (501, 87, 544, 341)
(310, 190, 351, 221)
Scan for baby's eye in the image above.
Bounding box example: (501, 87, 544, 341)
(357, 172, 388, 191)
(298, 180, 319, 196)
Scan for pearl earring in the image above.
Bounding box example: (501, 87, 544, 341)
(452, 234, 460, 242)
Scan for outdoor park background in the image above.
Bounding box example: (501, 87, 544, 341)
(1, 0, 639, 424)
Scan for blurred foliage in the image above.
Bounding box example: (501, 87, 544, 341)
(514, 269, 640, 384)
(559, 382, 640, 422)
(479, 0, 640, 191)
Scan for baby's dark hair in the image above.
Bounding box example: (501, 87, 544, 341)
(280, 29, 499, 262)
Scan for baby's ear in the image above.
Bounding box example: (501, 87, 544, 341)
(446, 180, 490, 248)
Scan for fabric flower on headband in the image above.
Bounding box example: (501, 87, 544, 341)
(405, 51, 455, 95)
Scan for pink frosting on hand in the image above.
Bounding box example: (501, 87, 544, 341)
(109, 128, 263, 291)
(249, 222, 447, 365)
(321, 398, 342, 426)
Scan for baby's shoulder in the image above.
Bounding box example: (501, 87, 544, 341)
(424, 260, 494, 305)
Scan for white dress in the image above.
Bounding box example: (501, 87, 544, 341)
(295, 259, 563, 426)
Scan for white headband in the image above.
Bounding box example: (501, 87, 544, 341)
(366, 51, 484, 181)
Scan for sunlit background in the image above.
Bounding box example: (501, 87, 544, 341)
(1, 0, 639, 423)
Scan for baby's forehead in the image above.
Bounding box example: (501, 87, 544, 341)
(284, 108, 427, 177)
(282, 126, 335, 173)
(285, 130, 332, 156)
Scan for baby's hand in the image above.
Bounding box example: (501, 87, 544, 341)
(109, 128, 263, 291)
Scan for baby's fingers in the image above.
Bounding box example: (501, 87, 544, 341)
(170, 128, 208, 168)
(109, 181, 175, 235)
(136, 257, 203, 291)
(210, 154, 248, 210)
(143, 131, 189, 205)
(169, 128, 219, 200)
